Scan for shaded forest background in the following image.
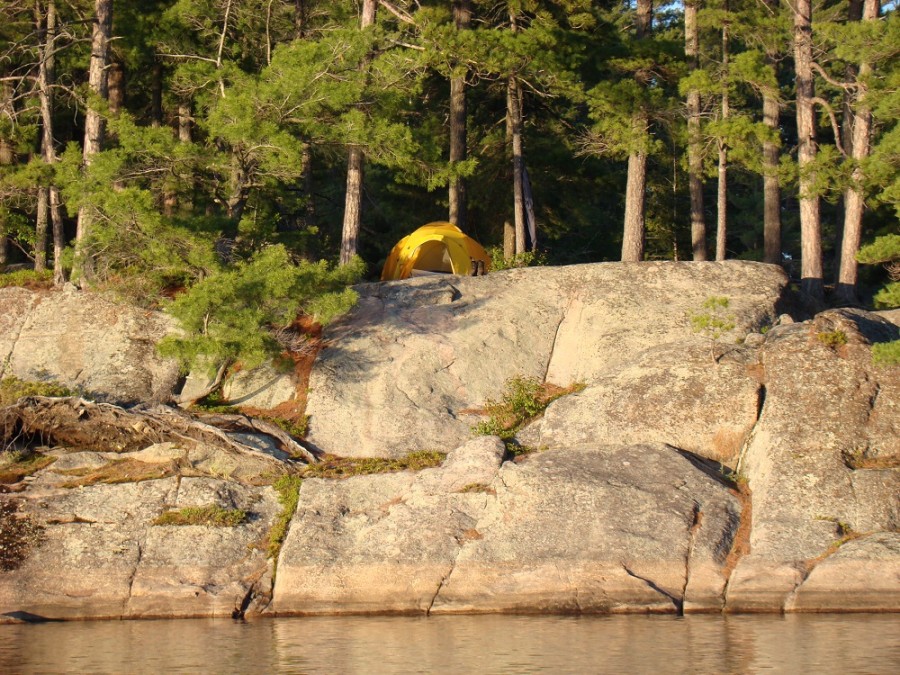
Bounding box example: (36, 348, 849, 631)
(0, 0, 897, 309)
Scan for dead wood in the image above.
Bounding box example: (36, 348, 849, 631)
(0, 396, 318, 464)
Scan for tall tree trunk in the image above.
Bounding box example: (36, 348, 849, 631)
(35, 187, 48, 271)
(448, 0, 471, 231)
(151, 60, 163, 128)
(339, 0, 376, 265)
(835, 0, 879, 305)
(300, 141, 315, 230)
(832, 0, 864, 283)
(164, 100, 194, 217)
(506, 9, 527, 255)
(622, 0, 652, 262)
(508, 75, 526, 255)
(761, 0, 782, 266)
(715, 14, 729, 262)
(762, 88, 781, 265)
(685, 0, 706, 261)
(792, 0, 823, 300)
(0, 82, 13, 271)
(36, 0, 65, 283)
(73, 0, 112, 282)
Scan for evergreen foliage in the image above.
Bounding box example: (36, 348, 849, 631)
(0, 0, 895, 310)
(158, 245, 363, 373)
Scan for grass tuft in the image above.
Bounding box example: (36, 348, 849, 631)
(302, 451, 445, 479)
(472, 376, 584, 440)
(153, 504, 247, 527)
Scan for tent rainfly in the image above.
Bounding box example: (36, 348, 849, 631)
(381, 222, 491, 281)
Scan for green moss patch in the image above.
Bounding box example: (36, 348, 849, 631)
(153, 504, 248, 527)
(0, 451, 56, 484)
(302, 450, 445, 479)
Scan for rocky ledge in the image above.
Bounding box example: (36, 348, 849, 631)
(1, 261, 897, 621)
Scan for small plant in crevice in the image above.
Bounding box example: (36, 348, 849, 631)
(458, 482, 495, 494)
(153, 504, 248, 527)
(301, 451, 445, 479)
(817, 330, 848, 349)
(472, 376, 585, 440)
(688, 296, 736, 339)
(268, 474, 302, 564)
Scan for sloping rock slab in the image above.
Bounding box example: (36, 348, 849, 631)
(725, 309, 900, 612)
(520, 341, 762, 465)
(271, 441, 742, 615)
(305, 261, 789, 458)
(0, 477, 277, 621)
(0, 286, 180, 405)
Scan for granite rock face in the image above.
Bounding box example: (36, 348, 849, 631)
(2, 264, 898, 620)
(0, 468, 277, 621)
(0, 286, 181, 405)
(272, 441, 743, 615)
(304, 261, 789, 458)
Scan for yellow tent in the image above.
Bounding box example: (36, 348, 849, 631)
(381, 222, 491, 281)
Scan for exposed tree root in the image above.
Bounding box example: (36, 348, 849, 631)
(0, 396, 318, 464)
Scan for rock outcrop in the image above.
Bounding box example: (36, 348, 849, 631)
(0, 286, 180, 405)
(1, 262, 898, 620)
(304, 261, 790, 458)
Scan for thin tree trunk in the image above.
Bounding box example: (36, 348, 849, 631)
(35, 187, 48, 271)
(340, 147, 363, 264)
(74, 0, 112, 282)
(0, 82, 13, 270)
(622, 115, 648, 262)
(508, 75, 526, 255)
(835, 0, 879, 305)
(762, 89, 781, 265)
(622, 0, 652, 262)
(37, 0, 65, 282)
(715, 15, 729, 262)
(685, 0, 706, 260)
(300, 141, 315, 230)
(832, 0, 864, 283)
(151, 61, 163, 128)
(793, 0, 823, 300)
(339, 0, 376, 265)
(448, 0, 471, 230)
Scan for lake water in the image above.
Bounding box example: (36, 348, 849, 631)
(1, 614, 898, 674)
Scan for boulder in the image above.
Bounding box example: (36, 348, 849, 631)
(519, 341, 762, 465)
(305, 262, 789, 458)
(0, 475, 277, 621)
(271, 441, 743, 615)
(0, 287, 180, 405)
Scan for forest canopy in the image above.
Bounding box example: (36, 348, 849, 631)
(0, 0, 897, 309)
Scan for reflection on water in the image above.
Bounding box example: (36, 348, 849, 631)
(1, 614, 898, 674)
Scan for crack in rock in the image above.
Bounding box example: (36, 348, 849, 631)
(123, 541, 143, 616)
(622, 564, 683, 615)
(681, 501, 702, 611)
(543, 298, 573, 383)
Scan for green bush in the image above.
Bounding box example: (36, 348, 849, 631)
(0, 376, 74, 406)
(487, 247, 548, 271)
(158, 245, 363, 375)
(817, 330, 848, 348)
(872, 340, 900, 366)
(268, 474, 303, 562)
(0, 269, 53, 289)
